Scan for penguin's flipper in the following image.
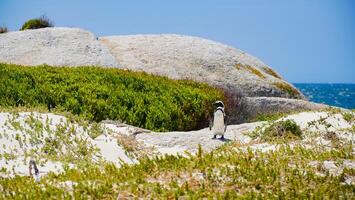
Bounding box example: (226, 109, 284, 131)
(209, 117, 213, 130)
(224, 114, 228, 133)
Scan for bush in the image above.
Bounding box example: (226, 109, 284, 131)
(342, 112, 354, 123)
(260, 119, 302, 142)
(20, 15, 53, 31)
(0, 63, 225, 131)
(0, 26, 8, 33)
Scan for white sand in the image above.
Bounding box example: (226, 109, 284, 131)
(93, 134, 136, 164)
(0, 110, 353, 178)
(0, 112, 133, 177)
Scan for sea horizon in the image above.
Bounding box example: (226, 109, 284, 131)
(294, 83, 355, 109)
(293, 83, 355, 84)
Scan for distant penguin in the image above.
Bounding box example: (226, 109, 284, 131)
(29, 159, 40, 182)
(209, 100, 227, 139)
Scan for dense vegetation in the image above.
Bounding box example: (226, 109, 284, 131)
(248, 120, 303, 143)
(0, 142, 353, 199)
(0, 63, 225, 131)
(20, 15, 53, 31)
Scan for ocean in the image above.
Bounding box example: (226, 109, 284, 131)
(293, 83, 355, 109)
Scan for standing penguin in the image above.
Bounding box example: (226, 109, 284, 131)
(209, 100, 227, 139)
(29, 159, 40, 182)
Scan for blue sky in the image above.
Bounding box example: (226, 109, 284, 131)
(1, 0, 354, 83)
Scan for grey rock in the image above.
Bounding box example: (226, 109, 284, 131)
(100, 34, 304, 99)
(0, 27, 119, 67)
(236, 97, 329, 122)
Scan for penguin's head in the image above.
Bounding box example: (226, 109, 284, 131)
(213, 100, 225, 111)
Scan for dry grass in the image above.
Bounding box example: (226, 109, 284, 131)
(245, 65, 266, 79)
(235, 63, 266, 79)
(273, 82, 301, 97)
(262, 66, 282, 79)
(115, 133, 155, 159)
(235, 63, 243, 70)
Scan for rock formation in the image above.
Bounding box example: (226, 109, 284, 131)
(100, 34, 304, 99)
(0, 27, 119, 67)
(0, 27, 327, 122)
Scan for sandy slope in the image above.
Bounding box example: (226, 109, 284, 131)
(0, 111, 353, 178)
(0, 112, 130, 178)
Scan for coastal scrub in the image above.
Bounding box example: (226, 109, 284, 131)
(0, 63, 225, 131)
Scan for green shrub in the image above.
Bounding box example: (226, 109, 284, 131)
(87, 123, 104, 139)
(20, 15, 53, 31)
(342, 112, 354, 123)
(0, 26, 8, 33)
(0, 63, 225, 131)
(350, 125, 355, 133)
(260, 119, 302, 142)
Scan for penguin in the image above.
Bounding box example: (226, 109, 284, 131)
(209, 100, 227, 139)
(29, 159, 40, 182)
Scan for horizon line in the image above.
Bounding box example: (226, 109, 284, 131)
(292, 82, 355, 84)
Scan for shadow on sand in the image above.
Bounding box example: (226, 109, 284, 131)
(212, 137, 232, 142)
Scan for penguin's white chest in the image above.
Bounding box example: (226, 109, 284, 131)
(212, 110, 225, 135)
